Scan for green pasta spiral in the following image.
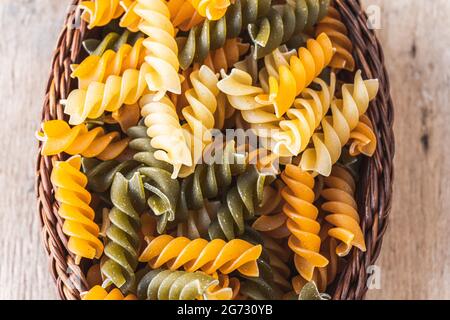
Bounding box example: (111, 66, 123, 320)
(81, 158, 140, 193)
(178, 0, 272, 69)
(82, 29, 144, 56)
(179, 141, 247, 211)
(102, 171, 146, 293)
(240, 259, 284, 300)
(128, 125, 186, 233)
(137, 269, 219, 300)
(208, 165, 275, 241)
(250, 0, 331, 59)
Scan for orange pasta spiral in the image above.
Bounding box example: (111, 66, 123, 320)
(202, 38, 250, 73)
(37, 120, 129, 161)
(256, 33, 334, 118)
(51, 156, 104, 265)
(281, 164, 328, 281)
(71, 37, 147, 90)
(82, 286, 137, 300)
(139, 235, 262, 277)
(315, 6, 355, 72)
(348, 114, 377, 157)
(80, 0, 124, 29)
(321, 164, 366, 257)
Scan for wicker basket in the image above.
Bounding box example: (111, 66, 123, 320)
(36, 0, 395, 300)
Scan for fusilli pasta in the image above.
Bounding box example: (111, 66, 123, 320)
(37, 120, 129, 161)
(82, 286, 137, 300)
(51, 156, 104, 264)
(139, 235, 262, 277)
(300, 70, 379, 176)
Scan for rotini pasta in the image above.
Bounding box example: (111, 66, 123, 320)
(103, 103, 141, 132)
(120, 0, 205, 32)
(140, 94, 193, 178)
(72, 31, 147, 90)
(201, 38, 250, 73)
(81, 157, 140, 193)
(37, 120, 129, 161)
(177, 0, 272, 70)
(256, 33, 334, 118)
(128, 124, 186, 232)
(315, 6, 355, 71)
(139, 235, 262, 277)
(189, 0, 231, 20)
(133, 0, 181, 99)
(348, 114, 377, 157)
(249, 0, 330, 59)
(80, 0, 124, 29)
(300, 70, 379, 176)
(64, 62, 152, 125)
(209, 165, 274, 241)
(137, 269, 232, 300)
(82, 286, 137, 300)
(281, 164, 328, 281)
(320, 164, 366, 256)
(101, 172, 145, 292)
(51, 156, 104, 264)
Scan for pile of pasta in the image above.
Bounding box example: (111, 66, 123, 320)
(37, 0, 379, 300)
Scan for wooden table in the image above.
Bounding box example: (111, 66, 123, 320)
(0, 0, 449, 300)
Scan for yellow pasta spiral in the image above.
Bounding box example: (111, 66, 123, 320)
(82, 286, 137, 300)
(181, 65, 224, 172)
(80, 0, 124, 29)
(51, 156, 104, 265)
(281, 164, 328, 281)
(321, 165, 366, 256)
(315, 6, 355, 72)
(256, 33, 334, 118)
(300, 70, 379, 176)
(64, 63, 152, 125)
(71, 37, 147, 90)
(139, 235, 262, 277)
(133, 0, 181, 99)
(37, 120, 129, 161)
(140, 94, 193, 178)
(120, 0, 205, 32)
(189, 0, 231, 20)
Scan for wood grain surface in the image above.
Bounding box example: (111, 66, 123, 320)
(0, 0, 449, 300)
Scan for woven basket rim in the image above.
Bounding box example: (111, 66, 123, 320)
(35, 0, 395, 300)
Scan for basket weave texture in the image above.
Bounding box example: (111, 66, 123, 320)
(36, 0, 395, 300)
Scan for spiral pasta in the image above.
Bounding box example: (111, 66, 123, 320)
(189, 0, 231, 20)
(37, 120, 129, 161)
(82, 286, 137, 300)
(256, 33, 334, 118)
(81, 158, 140, 193)
(219, 68, 336, 157)
(202, 38, 250, 73)
(300, 70, 379, 176)
(320, 164, 366, 256)
(120, 0, 205, 32)
(51, 156, 104, 265)
(133, 0, 181, 99)
(179, 140, 247, 211)
(64, 62, 152, 125)
(281, 164, 328, 281)
(348, 114, 377, 157)
(72, 31, 147, 90)
(137, 269, 232, 300)
(80, 0, 124, 29)
(315, 6, 355, 71)
(103, 103, 141, 132)
(139, 235, 262, 277)
(101, 172, 145, 292)
(128, 124, 186, 232)
(249, 0, 330, 59)
(178, 0, 272, 70)
(209, 165, 274, 241)
(140, 94, 192, 178)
